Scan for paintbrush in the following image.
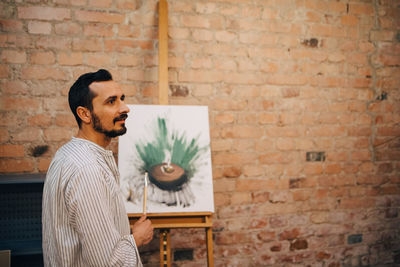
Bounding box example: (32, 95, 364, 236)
(143, 172, 148, 215)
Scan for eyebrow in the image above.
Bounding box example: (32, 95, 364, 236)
(103, 94, 125, 104)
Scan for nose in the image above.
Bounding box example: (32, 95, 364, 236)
(120, 101, 130, 113)
(121, 100, 130, 114)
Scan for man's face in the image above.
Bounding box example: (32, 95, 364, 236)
(89, 80, 130, 138)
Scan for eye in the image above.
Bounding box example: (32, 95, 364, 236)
(109, 99, 115, 104)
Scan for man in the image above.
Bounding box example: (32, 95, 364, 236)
(42, 69, 153, 267)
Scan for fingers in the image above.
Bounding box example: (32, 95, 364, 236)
(137, 215, 147, 223)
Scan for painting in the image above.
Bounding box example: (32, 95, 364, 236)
(118, 105, 214, 214)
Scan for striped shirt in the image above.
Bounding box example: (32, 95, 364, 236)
(42, 137, 142, 267)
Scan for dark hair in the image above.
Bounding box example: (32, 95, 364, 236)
(68, 69, 113, 127)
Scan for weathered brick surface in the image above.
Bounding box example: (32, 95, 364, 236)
(1, 0, 399, 266)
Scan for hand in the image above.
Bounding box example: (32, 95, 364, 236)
(131, 215, 154, 246)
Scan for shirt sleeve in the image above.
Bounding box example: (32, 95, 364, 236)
(65, 164, 139, 267)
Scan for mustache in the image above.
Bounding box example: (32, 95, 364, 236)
(113, 113, 128, 123)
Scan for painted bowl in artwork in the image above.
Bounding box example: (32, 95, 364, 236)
(149, 163, 188, 191)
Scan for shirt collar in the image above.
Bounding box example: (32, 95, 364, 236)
(71, 137, 114, 157)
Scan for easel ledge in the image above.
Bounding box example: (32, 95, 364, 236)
(128, 212, 213, 228)
(128, 212, 214, 267)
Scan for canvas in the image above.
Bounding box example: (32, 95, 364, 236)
(118, 105, 214, 214)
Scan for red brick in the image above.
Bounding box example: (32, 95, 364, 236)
(258, 152, 288, 164)
(0, 19, 24, 32)
(257, 230, 275, 242)
(38, 158, 52, 172)
(191, 57, 212, 69)
(215, 232, 250, 245)
(104, 39, 153, 52)
(121, 84, 137, 97)
(1, 50, 26, 64)
(28, 114, 52, 127)
(0, 145, 25, 157)
(43, 128, 72, 142)
(89, 0, 112, 8)
(58, 52, 83, 65)
(72, 38, 100, 51)
(192, 84, 214, 97)
(194, 2, 215, 14)
(0, 129, 10, 143)
(28, 21, 52, 34)
(21, 66, 68, 80)
(276, 138, 295, 151)
(213, 178, 236, 193)
(265, 126, 301, 137)
(75, 10, 124, 23)
(55, 114, 76, 127)
(85, 53, 111, 66)
(1, 97, 40, 111)
(211, 139, 232, 152)
(341, 15, 359, 26)
(43, 97, 69, 111)
(36, 36, 71, 50)
(84, 23, 113, 37)
(258, 113, 278, 124)
(233, 140, 254, 151)
(116, 25, 140, 38)
(203, 43, 247, 57)
(30, 51, 55, 65)
(351, 150, 371, 161)
(349, 3, 374, 15)
(179, 70, 223, 83)
(126, 69, 156, 82)
(18, 6, 71, 20)
(304, 164, 323, 175)
(171, 1, 193, 12)
(215, 113, 235, 124)
(239, 32, 261, 44)
(289, 177, 317, 188)
(222, 166, 242, 178)
(141, 85, 156, 97)
(168, 27, 190, 40)
(54, 22, 81, 35)
(339, 198, 375, 209)
(215, 30, 236, 42)
(325, 164, 342, 174)
(279, 228, 300, 241)
(310, 25, 346, 38)
(168, 56, 185, 68)
(230, 192, 251, 204)
(270, 191, 290, 203)
(214, 58, 237, 70)
(267, 74, 308, 85)
(213, 152, 257, 165)
(251, 191, 269, 203)
(236, 179, 274, 192)
(356, 175, 386, 185)
(12, 128, 42, 142)
(214, 192, 230, 206)
(0, 159, 34, 173)
(221, 125, 263, 139)
(116, 0, 141, 10)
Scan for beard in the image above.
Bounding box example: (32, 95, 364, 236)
(92, 112, 127, 138)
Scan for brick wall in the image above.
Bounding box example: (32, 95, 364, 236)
(1, 0, 399, 266)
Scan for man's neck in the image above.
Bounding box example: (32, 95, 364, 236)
(76, 127, 111, 148)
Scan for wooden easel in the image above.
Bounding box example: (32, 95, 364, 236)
(128, 1, 214, 266)
(128, 212, 214, 266)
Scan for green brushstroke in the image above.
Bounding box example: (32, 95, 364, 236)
(135, 117, 208, 180)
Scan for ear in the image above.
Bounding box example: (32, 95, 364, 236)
(76, 106, 92, 125)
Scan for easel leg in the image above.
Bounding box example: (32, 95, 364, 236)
(206, 227, 214, 267)
(160, 229, 171, 267)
